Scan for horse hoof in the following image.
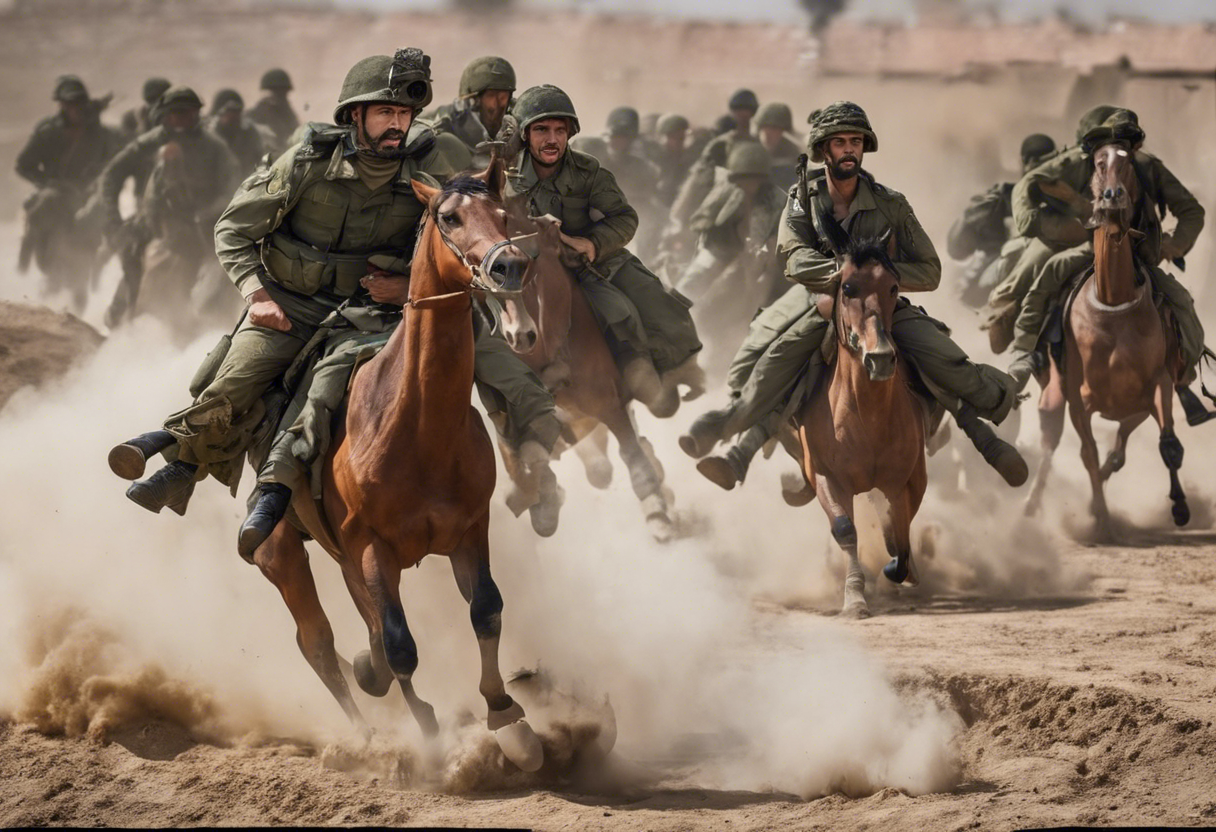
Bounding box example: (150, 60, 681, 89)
(882, 557, 909, 585)
(646, 387, 680, 419)
(1173, 501, 1190, 527)
(585, 458, 613, 490)
(903, 554, 920, 588)
(695, 456, 739, 491)
(840, 602, 871, 620)
(412, 700, 440, 739)
(353, 650, 392, 697)
(529, 501, 561, 538)
(495, 718, 544, 773)
(647, 513, 675, 543)
(781, 472, 815, 506)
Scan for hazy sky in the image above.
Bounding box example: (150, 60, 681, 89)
(337, 0, 1216, 24)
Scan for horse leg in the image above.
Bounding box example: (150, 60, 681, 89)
(882, 457, 927, 588)
(816, 476, 867, 619)
(362, 540, 439, 739)
(254, 521, 368, 735)
(603, 407, 674, 542)
(497, 436, 538, 519)
(1100, 414, 1146, 481)
(1025, 361, 1066, 517)
(1152, 379, 1189, 527)
(1067, 399, 1112, 541)
(339, 566, 394, 698)
(449, 518, 544, 772)
(572, 420, 614, 490)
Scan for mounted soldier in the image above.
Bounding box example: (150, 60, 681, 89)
(681, 101, 1026, 491)
(428, 55, 518, 172)
(108, 50, 563, 556)
(504, 84, 705, 418)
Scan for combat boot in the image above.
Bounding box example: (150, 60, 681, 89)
(1006, 350, 1042, 395)
(660, 355, 707, 403)
(109, 430, 177, 480)
(955, 404, 1029, 487)
(695, 423, 769, 491)
(238, 483, 292, 563)
(678, 405, 735, 459)
(1177, 386, 1216, 427)
(125, 460, 198, 515)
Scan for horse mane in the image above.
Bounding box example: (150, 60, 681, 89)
(440, 174, 493, 199)
(842, 235, 901, 282)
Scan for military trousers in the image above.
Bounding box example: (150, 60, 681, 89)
(580, 253, 702, 373)
(721, 284, 1016, 441)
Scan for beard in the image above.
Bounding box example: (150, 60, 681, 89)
(829, 154, 860, 180)
(365, 128, 409, 158)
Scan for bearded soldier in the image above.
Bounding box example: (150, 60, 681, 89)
(505, 84, 705, 417)
(108, 50, 563, 557)
(248, 67, 300, 151)
(682, 101, 1026, 490)
(1004, 109, 1212, 423)
(429, 55, 518, 171)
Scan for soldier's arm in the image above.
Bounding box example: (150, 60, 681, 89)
(585, 166, 639, 257)
(892, 201, 942, 292)
(213, 147, 299, 298)
(14, 128, 47, 187)
(669, 157, 716, 229)
(203, 141, 244, 223)
(777, 192, 838, 292)
(98, 139, 146, 210)
(687, 184, 728, 234)
(1011, 152, 1087, 240)
(1153, 158, 1205, 255)
(946, 184, 1007, 260)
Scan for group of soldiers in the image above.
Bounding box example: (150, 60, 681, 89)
(16, 68, 302, 330)
(15, 48, 1211, 558)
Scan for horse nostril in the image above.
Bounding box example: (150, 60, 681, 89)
(1104, 188, 1115, 200)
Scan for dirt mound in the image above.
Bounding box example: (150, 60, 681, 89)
(0, 301, 102, 411)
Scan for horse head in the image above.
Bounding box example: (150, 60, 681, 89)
(410, 161, 539, 349)
(834, 233, 901, 382)
(1088, 142, 1140, 238)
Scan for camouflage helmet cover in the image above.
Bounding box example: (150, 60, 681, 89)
(606, 106, 640, 138)
(727, 142, 772, 179)
(1019, 133, 1056, 171)
(806, 100, 877, 163)
(459, 55, 516, 98)
(53, 74, 89, 103)
(513, 84, 580, 137)
(1075, 104, 1119, 144)
(656, 113, 689, 135)
(1080, 108, 1145, 156)
(334, 48, 434, 124)
(261, 68, 293, 91)
(755, 102, 794, 133)
(142, 76, 171, 105)
(211, 88, 245, 115)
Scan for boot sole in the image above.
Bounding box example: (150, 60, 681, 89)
(696, 457, 739, 491)
(125, 484, 165, 514)
(109, 444, 148, 480)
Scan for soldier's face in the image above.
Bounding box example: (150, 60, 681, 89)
(730, 108, 754, 132)
(359, 103, 415, 157)
(527, 119, 570, 169)
(477, 89, 511, 130)
(760, 126, 785, 151)
(163, 108, 201, 134)
(608, 134, 634, 155)
(824, 133, 865, 180)
(218, 108, 242, 128)
(663, 129, 686, 151)
(59, 101, 86, 126)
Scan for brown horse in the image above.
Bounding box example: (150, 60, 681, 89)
(487, 190, 677, 542)
(1025, 143, 1187, 538)
(252, 169, 545, 771)
(788, 236, 927, 619)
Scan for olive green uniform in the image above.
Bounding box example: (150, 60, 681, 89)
(505, 146, 701, 373)
(1009, 147, 1206, 372)
(948, 181, 1015, 308)
(669, 131, 760, 231)
(428, 101, 518, 171)
(208, 115, 272, 175)
(247, 94, 299, 151)
(764, 134, 802, 193)
(720, 168, 1016, 439)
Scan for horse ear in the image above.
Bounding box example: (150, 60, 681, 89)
(411, 178, 439, 205)
(472, 141, 507, 198)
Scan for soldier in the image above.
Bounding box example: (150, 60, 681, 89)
(601, 106, 664, 257)
(247, 67, 300, 150)
(1005, 109, 1212, 422)
(682, 101, 1025, 490)
(91, 86, 242, 331)
(207, 88, 273, 175)
(16, 75, 124, 309)
(753, 102, 802, 192)
(648, 113, 695, 208)
(981, 106, 1117, 354)
(677, 142, 785, 306)
(505, 84, 705, 417)
(120, 76, 171, 141)
(429, 55, 518, 171)
(948, 132, 1057, 312)
(108, 50, 562, 556)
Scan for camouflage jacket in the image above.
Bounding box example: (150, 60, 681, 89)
(947, 181, 1013, 261)
(1012, 145, 1204, 265)
(779, 166, 941, 294)
(16, 112, 124, 193)
(504, 146, 638, 273)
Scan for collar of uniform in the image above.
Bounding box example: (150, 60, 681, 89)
(815, 168, 876, 220)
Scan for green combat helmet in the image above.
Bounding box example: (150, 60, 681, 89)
(606, 106, 640, 138)
(806, 100, 877, 163)
(1019, 133, 1056, 172)
(727, 142, 772, 180)
(459, 55, 516, 99)
(151, 85, 203, 125)
(53, 75, 89, 103)
(1080, 108, 1145, 156)
(513, 84, 580, 136)
(261, 68, 294, 92)
(142, 77, 171, 105)
(210, 88, 244, 116)
(656, 113, 689, 135)
(755, 102, 794, 133)
(728, 88, 759, 114)
(333, 48, 433, 124)
(1074, 104, 1119, 145)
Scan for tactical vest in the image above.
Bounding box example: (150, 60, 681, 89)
(262, 126, 432, 298)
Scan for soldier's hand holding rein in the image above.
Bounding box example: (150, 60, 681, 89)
(361, 271, 411, 306)
(559, 232, 597, 263)
(246, 288, 292, 332)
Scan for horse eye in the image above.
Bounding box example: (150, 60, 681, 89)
(441, 212, 460, 226)
(841, 281, 859, 298)
(889, 285, 898, 297)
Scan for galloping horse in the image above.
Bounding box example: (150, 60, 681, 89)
(786, 235, 927, 619)
(252, 168, 545, 771)
(486, 167, 677, 542)
(1025, 143, 1188, 538)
